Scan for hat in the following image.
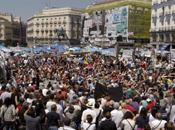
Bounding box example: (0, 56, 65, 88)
(146, 99, 151, 102)
(86, 101, 93, 108)
(42, 89, 48, 96)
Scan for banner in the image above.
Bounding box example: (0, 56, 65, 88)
(122, 49, 133, 58)
(171, 49, 175, 61)
(94, 82, 123, 102)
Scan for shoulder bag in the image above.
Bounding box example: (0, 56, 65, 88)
(126, 119, 135, 130)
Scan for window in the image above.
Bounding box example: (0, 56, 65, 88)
(169, 5, 171, 9)
(64, 17, 66, 19)
(46, 19, 48, 20)
(64, 25, 66, 26)
(37, 19, 39, 21)
(167, 19, 170, 25)
(55, 18, 57, 19)
(42, 19, 44, 20)
(59, 18, 61, 19)
(51, 18, 52, 20)
(155, 9, 157, 12)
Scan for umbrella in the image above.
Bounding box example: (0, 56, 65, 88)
(85, 65, 93, 68)
(54, 49, 58, 52)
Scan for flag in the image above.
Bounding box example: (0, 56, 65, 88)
(94, 82, 123, 102)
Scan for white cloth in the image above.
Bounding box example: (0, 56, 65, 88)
(0, 91, 10, 102)
(82, 123, 96, 130)
(58, 126, 75, 130)
(46, 101, 56, 112)
(149, 119, 167, 130)
(56, 104, 64, 121)
(81, 108, 96, 124)
(111, 109, 123, 128)
(122, 119, 135, 130)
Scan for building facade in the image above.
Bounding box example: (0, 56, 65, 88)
(82, 0, 151, 44)
(150, 0, 175, 49)
(0, 13, 22, 46)
(27, 7, 82, 46)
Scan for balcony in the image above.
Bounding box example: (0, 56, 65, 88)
(45, 21, 48, 24)
(36, 28, 39, 32)
(45, 28, 48, 31)
(41, 28, 44, 31)
(172, 10, 175, 14)
(172, 26, 175, 30)
(58, 21, 61, 24)
(54, 21, 57, 24)
(159, 12, 164, 17)
(150, 28, 158, 32)
(36, 22, 40, 25)
(153, 0, 158, 5)
(165, 11, 171, 16)
(165, 26, 171, 31)
(41, 21, 44, 25)
(50, 21, 53, 24)
(152, 14, 157, 18)
(161, 0, 166, 3)
(159, 27, 165, 31)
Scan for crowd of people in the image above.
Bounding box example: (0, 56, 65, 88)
(0, 52, 175, 130)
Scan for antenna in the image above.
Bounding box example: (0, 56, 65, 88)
(45, 1, 48, 9)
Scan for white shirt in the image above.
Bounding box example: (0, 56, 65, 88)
(58, 126, 75, 130)
(81, 108, 96, 123)
(56, 104, 64, 121)
(46, 101, 56, 112)
(122, 119, 135, 130)
(82, 123, 96, 130)
(88, 98, 95, 106)
(111, 109, 123, 128)
(149, 119, 167, 130)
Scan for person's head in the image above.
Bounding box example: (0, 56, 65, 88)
(123, 111, 134, 119)
(151, 106, 158, 118)
(49, 94, 54, 100)
(68, 106, 74, 114)
(143, 124, 151, 130)
(86, 114, 93, 123)
(27, 107, 36, 117)
(140, 107, 147, 118)
(36, 93, 41, 100)
(4, 97, 12, 107)
(51, 104, 57, 112)
(155, 112, 162, 120)
(11, 86, 16, 93)
(164, 122, 175, 130)
(113, 102, 120, 110)
(121, 102, 126, 109)
(105, 112, 111, 119)
(63, 117, 71, 126)
(22, 102, 29, 109)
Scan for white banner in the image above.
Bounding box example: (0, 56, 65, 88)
(122, 50, 133, 58)
(171, 49, 175, 61)
(84, 20, 93, 28)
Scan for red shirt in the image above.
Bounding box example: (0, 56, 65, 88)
(126, 105, 134, 113)
(146, 101, 154, 110)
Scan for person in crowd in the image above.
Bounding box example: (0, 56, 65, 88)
(149, 112, 167, 130)
(98, 112, 116, 130)
(24, 106, 41, 130)
(45, 104, 61, 130)
(0, 97, 16, 130)
(58, 117, 75, 130)
(82, 115, 96, 130)
(121, 111, 135, 130)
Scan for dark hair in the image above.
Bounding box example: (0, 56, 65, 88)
(95, 102, 99, 108)
(36, 93, 41, 100)
(164, 122, 175, 130)
(105, 112, 111, 119)
(81, 105, 87, 112)
(123, 111, 134, 119)
(68, 106, 74, 114)
(143, 124, 151, 130)
(27, 107, 35, 117)
(49, 94, 54, 100)
(140, 107, 147, 118)
(63, 117, 71, 126)
(151, 106, 158, 118)
(4, 97, 12, 107)
(86, 114, 93, 123)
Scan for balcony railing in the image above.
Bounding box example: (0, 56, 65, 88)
(153, 0, 158, 5)
(152, 14, 157, 18)
(172, 10, 175, 14)
(159, 12, 164, 17)
(165, 11, 171, 15)
(165, 26, 171, 31)
(172, 26, 175, 30)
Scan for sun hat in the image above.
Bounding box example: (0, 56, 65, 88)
(86, 101, 93, 108)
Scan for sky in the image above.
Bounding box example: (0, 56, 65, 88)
(0, 0, 104, 22)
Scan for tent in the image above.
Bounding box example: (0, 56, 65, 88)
(0, 45, 12, 52)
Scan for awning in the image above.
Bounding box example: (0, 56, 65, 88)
(159, 43, 169, 50)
